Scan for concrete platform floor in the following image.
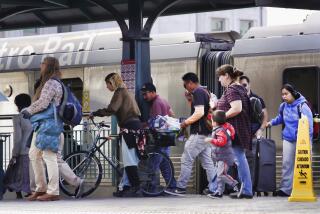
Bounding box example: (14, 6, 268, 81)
(0, 194, 319, 214)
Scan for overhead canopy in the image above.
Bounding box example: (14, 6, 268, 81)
(0, 0, 319, 31)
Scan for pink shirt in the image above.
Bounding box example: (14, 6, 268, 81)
(150, 95, 172, 118)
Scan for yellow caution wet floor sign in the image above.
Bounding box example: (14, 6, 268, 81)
(288, 116, 317, 202)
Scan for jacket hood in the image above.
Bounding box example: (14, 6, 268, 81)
(287, 94, 307, 107)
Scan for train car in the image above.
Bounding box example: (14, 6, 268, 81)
(0, 12, 319, 192)
(0, 29, 234, 193)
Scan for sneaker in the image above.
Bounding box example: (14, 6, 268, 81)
(230, 193, 253, 199)
(164, 187, 186, 196)
(236, 182, 244, 198)
(121, 187, 143, 197)
(207, 192, 223, 199)
(202, 188, 214, 195)
(276, 190, 290, 197)
(75, 179, 85, 198)
(229, 182, 244, 197)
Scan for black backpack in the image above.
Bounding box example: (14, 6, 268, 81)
(250, 96, 263, 124)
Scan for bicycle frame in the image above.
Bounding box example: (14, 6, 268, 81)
(87, 121, 122, 176)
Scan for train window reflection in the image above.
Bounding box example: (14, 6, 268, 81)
(283, 66, 320, 140)
(61, 77, 83, 104)
(283, 66, 319, 115)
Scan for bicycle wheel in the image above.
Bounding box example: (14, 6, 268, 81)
(59, 151, 102, 198)
(138, 148, 175, 196)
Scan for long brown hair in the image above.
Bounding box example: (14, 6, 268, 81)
(33, 57, 60, 102)
(216, 64, 244, 81)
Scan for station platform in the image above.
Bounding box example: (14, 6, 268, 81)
(1, 193, 319, 214)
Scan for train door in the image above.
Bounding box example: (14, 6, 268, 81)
(283, 66, 320, 142)
(60, 67, 84, 103)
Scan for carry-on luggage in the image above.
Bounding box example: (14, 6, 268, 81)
(253, 128, 277, 196)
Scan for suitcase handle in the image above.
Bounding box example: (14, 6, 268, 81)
(265, 127, 271, 139)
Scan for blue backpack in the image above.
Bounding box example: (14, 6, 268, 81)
(53, 78, 82, 127)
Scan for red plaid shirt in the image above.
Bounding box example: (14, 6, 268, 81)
(217, 84, 252, 150)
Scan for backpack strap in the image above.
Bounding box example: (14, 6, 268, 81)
(213, 126, 231, 142)
(297, 101, 308, 119)
(280, 101, 308, 119)
(279, 102, 285, 119)
(50, 77, 68, 117)
(50, 77, 66, 105)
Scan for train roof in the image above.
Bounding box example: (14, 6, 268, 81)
(0, 30, 201, 71)
(231, 12, 320, 57)
(0, 30, 237, 72)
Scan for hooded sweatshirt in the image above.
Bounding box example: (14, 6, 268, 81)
(210, 122, 236, 166)
(270, 95, 313, 143)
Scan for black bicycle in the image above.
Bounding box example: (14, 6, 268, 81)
(59, 118, 175, 197)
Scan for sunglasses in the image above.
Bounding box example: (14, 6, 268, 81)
(242, 83, 248, 87)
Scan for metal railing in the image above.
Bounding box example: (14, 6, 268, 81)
(1, 118, 320, 190)
(0, 121, 118, 184)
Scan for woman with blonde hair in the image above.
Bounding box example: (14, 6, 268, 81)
(22, 56, 63, 201)
(90, 72, 143, 197)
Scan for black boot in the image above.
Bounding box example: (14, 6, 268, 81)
(16, 192, 23, 199)
(113, 185, 131, 197)
(125, 166, 140, 187)
(123, 166, 143, 197)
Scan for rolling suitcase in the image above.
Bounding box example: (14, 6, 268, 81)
(253, 128, 277, 196)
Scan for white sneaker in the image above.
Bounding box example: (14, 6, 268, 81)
(237, 182, 244, 198)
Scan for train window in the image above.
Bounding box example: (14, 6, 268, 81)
(61, 78, 83, 104)
(283, 67, 320, 115)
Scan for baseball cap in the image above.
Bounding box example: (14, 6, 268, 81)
(141, 82, 156, 92)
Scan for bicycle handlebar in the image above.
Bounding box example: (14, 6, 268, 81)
(89, 117, 110, 129)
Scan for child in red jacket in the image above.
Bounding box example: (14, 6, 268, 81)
(205, 110, 242, 198)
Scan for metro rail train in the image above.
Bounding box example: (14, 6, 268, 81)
(1, 12, 320, 191)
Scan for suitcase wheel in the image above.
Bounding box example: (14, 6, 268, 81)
(272, 191, 277, 197)
(256, 191, 261, 197)
(264, 192, 269, 196)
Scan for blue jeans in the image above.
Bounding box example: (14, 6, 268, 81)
(119, 147, 177, 190)
(233, 145, 253, 196)
(280, 140, 296, 195)
(151, 147, 177, 189)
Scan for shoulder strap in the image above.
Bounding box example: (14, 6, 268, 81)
(214, 126, 231, 142)
(280, 102, 285, 118)
(51, 77, 67, 105)
(297, 101, 308, 119)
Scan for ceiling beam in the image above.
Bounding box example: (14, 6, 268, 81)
(0, 6, 46, 22)
(87, 0, 128, 34)
(143, 0, 183, 36)
(78, 6, 94, 21)
(0, 0, 53, 7)
(44, 0, 69, 8)
(33, 11, 51, 25)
